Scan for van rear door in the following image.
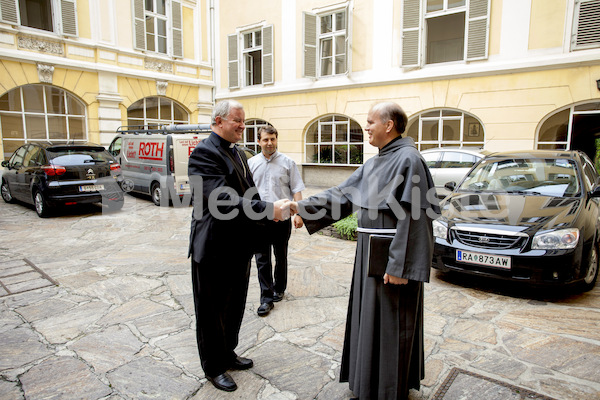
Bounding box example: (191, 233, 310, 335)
(171, 134, 208, 194)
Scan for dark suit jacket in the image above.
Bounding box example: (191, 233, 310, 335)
(188, 132, 269, 264)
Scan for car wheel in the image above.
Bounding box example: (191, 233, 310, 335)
(582, 243, 599, 291)
(34, 190, 51, 218)
(151, 182, 162, 206)
(1, 180, 14, 203)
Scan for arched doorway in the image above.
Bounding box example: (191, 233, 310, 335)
(537, 102, 600, 166)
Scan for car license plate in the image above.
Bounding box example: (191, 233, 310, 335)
(79, 184, 104, 192)
(456, 250, 511, 269)
(179, 184, 190, 191)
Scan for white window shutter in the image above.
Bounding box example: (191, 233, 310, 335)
(228, 33, 240, 89)
(572, 0, 600, 50)
(401, 0, 421, 67)
(262, 25, 274, 85)
(303, 12, 317, 78)
(0, 0, 19, 24)
(466, 0, 489, 60)
(133, 0, 146, 51)
(60, 0, 78, 37)
(172, 0, 183, 58)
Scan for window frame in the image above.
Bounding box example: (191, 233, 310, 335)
(0, 85, 88, 160)
(304, 115, 363, 166)
(132, 0, 182, 58)
(571, 0, 600, 51)
(406, 109, 485, 151)
(0, 0, 78, 36)
(227, 24, 274, 89)
(401, 0, 489, 68)
(126, 96, 190, 128)
(144, 0, 168, 54)
(303, 3, 351, 79)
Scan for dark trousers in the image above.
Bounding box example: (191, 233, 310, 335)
(254, 219, 292, 304)
(191, 252, 251, 377)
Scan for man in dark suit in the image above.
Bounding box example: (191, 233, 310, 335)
(188, 100, 288, 392)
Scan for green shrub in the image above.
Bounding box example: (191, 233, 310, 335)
(333, 213, 358, 241)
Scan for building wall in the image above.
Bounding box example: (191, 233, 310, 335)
(0, 0, 214, 158)
(215, 0, 600, 186)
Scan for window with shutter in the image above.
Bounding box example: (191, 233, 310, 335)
(402, 0, 488, 68)
(402, 0, 421, 67)
(132, 0, 145, 50)
(171, 0, 183, 58)
(303, 12, 317, 78)
(262, 25, 274, 85)
(572, 0, 600, 50)
(228, 33, 240, 89)
(60, 0, 78, 37)
(0, 0, 20, 25)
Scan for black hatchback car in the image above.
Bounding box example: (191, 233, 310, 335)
(1, 142, 125, 217)
(432, 150, 600, 292)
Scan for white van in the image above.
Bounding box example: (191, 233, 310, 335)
(108, 124, 211, 206)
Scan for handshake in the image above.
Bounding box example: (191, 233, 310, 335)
(272, 199, 300, 226)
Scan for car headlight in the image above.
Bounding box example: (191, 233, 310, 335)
(432, 219, 448, 240)
(532, 228, 579, 250)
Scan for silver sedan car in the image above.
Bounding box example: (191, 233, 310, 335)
(421, 148, 488, 198)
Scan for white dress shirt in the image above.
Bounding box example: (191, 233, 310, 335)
(248, 151, 305, 202)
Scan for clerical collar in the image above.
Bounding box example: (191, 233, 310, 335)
(211, 132, 236, 148)
(379, 135, 403, 154)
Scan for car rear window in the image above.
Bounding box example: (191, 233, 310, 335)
(47, 149, 113, 166)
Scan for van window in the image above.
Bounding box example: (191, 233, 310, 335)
(109, 137, 122, 157)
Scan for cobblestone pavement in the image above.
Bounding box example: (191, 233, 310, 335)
(1, 189, 600, 400)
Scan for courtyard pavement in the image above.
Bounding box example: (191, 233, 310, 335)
(1, 188, 599, 400)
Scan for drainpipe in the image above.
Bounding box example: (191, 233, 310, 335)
(210, 0, 216, 105)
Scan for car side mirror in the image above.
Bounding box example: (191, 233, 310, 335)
(444, 181, 456, 192)
(590, 186, 600, 198)
(1, 160, 8, 168)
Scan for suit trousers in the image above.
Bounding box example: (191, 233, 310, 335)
(254, 219, 292, 304)
(191, 251, 251, 377)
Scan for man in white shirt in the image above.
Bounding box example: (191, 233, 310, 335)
(248, 125, 305, 316)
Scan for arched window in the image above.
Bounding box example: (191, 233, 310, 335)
(537, 102, 600, 164)
(305, 115, 363, 165)
(406, 109, 485, 150)
(0, 84, 87, 159)
(244, 119, 272, 153)
(127, 97, 189, 128)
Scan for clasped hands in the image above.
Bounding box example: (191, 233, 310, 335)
(272, 199, 300, 225)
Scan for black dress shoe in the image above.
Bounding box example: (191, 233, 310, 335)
(273, 292, 284, 302)
(231, 356, 253, 370)
(257, 302, 274, 316)
(207, 372, 237, 392)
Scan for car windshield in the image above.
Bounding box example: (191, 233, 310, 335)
(458, 157, 580, 197)
(47, 149, 113, 166)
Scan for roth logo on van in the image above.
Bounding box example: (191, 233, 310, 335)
(139, 142, 164, 160)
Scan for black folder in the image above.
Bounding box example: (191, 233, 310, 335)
(367, 234, 394, 278)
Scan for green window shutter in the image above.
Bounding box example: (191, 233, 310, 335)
(303, 12, 317, 78)
(172, 0, 183, 58)
(466, 0, 489, 60)
(262, 25, 274, 85)
(228, 33, 239, 89)
(0, 0, 19, 24)
(401, 0, 421, 67)
(133, 0, 145, 51)
(573, 0, 600, 50)
(61, 0, 78, 37)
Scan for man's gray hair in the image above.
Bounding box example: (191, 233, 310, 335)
(211, 100, 244, 125)
(371, 102, 408, 134)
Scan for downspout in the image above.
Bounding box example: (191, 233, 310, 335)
(210, 0, 216, 105)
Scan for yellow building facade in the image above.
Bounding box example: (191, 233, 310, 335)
(215, 0, 600, 186)
(0, 0, 214, 159)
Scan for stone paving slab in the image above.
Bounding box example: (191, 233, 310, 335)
(1, 193, 600, 399)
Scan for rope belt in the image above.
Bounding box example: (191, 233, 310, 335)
(356, 227, 396, 234)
